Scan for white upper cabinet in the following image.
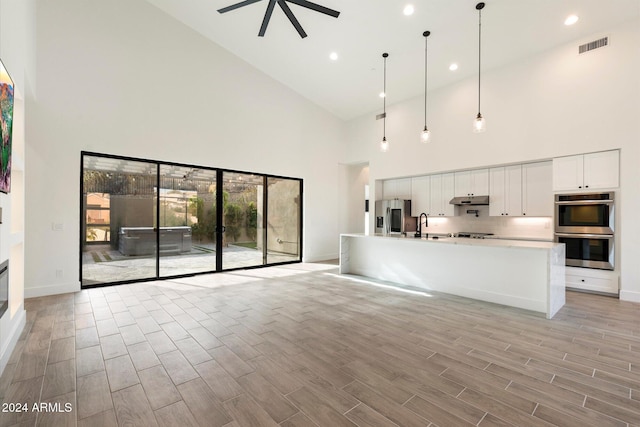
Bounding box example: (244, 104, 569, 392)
(442, 173, 455, 217)
(429, 174, 442, 217)
(382, 178, 412, 199)
(454, 169, 489, 197)
(489, 168, 506, 217)
(583, 150, 620, 190)
(411, 176, 430, 217)
(553, 150, 619, 191)
(473, 169, 490, 196)
(430, 173, 455, 217)
(489, 165, 522, 216)
(522, 161, 553, 217)
(552, 155, 583, 191)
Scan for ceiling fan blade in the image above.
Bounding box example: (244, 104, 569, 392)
(258, 0, 277, 36)
(285, 0, 340, 18)
(217, 0, 263, 14)
(277, 0, 307, 38)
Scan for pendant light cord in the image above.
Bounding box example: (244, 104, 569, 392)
(477, 6, 482, 114)
(382, 56, 387, 137)
(424, 34, 428, 127)
(383, 54, 387, 137)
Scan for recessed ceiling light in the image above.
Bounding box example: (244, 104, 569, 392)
(403, 5, 414, 16)
(329, 52, 338, 61)
(564, 15, 579, 26)
(449, 63, 458, 71)
(379, 92, 386, 98)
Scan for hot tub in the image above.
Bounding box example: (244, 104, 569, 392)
(119, 226, 192, 256)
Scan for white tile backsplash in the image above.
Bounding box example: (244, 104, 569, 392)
(419, 206, 553, 241)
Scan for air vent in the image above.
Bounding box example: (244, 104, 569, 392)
(579, 37, 608, 54)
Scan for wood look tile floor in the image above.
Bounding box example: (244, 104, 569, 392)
(2, 262, 640, 426)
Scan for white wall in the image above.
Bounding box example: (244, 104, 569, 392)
(0, 0, 35, 374)
(26, 0, 346, 296)
(345, 19, 640, 302)
(338, 163, 369, 235)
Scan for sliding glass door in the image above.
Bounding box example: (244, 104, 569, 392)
(81, 152, 302, 287)
(158, 165, 218, 277)
(221, 172, 265, 270)
(82, 156, 158, 285)
(266, 177, 302, 264)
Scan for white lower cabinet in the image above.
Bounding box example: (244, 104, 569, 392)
(565, 267, 619, 295)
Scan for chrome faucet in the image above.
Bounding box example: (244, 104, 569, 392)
(415, 213, 428, 238)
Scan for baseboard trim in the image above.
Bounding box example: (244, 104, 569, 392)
(25, 282, 80, 299)
(303, 253, 339, 263)
(0, 308, 26, 376)
(619, 289, 640, 303)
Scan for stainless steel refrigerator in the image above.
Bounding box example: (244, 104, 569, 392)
(375, 199, 416, 235)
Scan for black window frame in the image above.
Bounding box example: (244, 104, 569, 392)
(80, 151, 303, 289)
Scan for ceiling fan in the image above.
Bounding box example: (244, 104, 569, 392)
(217, 0, 340, 38)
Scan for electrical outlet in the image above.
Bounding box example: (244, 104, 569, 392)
(52, 223, 64, 231)
(55, 269, 63, 279)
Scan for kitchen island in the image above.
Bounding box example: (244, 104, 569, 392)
(340, 234, 565, 319)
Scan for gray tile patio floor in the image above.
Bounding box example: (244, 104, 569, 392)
(82, 244, 298, 285)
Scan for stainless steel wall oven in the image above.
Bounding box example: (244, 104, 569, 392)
(555, 192, 614, 234)
(555, 192, 614, 270)
(555, 233, 614, 270)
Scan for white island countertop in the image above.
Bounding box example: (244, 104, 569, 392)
(340, 233, 566, 319)
(357, 233, 559, 249)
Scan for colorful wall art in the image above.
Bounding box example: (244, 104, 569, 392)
(0, 59, 14, 193)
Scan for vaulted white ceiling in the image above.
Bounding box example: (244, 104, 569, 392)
(145, 0, 640, 120)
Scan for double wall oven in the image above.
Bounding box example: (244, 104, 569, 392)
(555, 192, 614, 270)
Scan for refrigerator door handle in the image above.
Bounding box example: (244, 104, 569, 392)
(385, 207, 390, 234)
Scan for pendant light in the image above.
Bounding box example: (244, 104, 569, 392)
(474, 2, 486, 133)
(380, 53, 390, 152)
(421, 31, 431, 143)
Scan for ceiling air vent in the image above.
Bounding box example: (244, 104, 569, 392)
(579, 37, 608, 54)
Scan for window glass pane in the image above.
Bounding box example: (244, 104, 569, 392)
(266, 177, 301, 264)
(82, 155, 157, 285)
(222, 172, 264, 269)
(159, 165, 217, 276)
(85, 193, 110, 243)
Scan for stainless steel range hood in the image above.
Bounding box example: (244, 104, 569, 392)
(449, 195, 490, 206)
